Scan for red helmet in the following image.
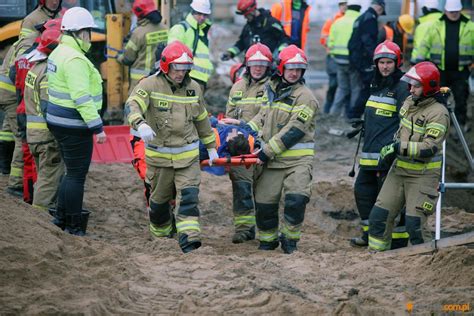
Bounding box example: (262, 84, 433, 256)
(236, 0, 257, 16)
(43, 18, 62, 32)
(132, 0, 157, 19)
(230, 63, 246, 83)
(373, 40, 402, 67)
(276, 45, 307, 76)
(245, 43, 272, 67)
(37, 28, 62, 55)
(401, 61, 440, 97)
(160, 41, 194, 74)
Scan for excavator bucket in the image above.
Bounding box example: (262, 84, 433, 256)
(92, 125, 133, 164)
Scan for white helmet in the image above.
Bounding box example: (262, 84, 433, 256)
(423, 0, 438, 9)
(444, 0, 462, 11)
(190, 0, 211, 15)
(347, 0, 360, 5)
(61, 7, 98, 32)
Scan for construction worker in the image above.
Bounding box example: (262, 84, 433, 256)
(320, 0, 347, 114)
(46, 7, 107, 236)
(351, 41, 410, 248)
(24, 27, 64, 211)
(127, 41, 216, 253)
(246, 45, 318, 254)
(20, 0, 62, 46)
(117, 0, 168, 93)
(270, 0, 311, 50)
(221, 0, 289, 60)
(348, 0, 385, 120)
(327, 0, 361, 117)
(369, 61, 450, 251)
(221, 43, 273, 243)
(378, 14, 415, 53)
(168, 0, 213, 90)
(416, 0, 474, 131)
(410, 0, 442, 64)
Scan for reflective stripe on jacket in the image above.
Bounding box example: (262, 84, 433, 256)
(328, 9, 360, 65)
(320, 11, 344, 49)
(410, 12, 443, 64)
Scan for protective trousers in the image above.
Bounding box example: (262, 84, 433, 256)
(0, 108, 14, 174)
(3, 102, 23, 188)
(369, 169, 439, 251)
(228, 165, 256, 233)
(147, 160, 201, 246)
(254, 163, 312, 242)
(29, 141, 64, 210)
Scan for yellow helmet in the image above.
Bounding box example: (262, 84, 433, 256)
(398, 14, 415, 34)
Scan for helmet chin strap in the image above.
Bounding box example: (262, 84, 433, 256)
(68, 31, 89, 55)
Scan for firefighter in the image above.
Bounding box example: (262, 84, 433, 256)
(270, 0, 311, 50)
(20, 0, 62, 45)
(168, 0, 213, 91)
(247, 45, 318, 254)
(221, 0, 289, 60)
(351, 41, 410, 248)
(416, 0, 474, 131)
(46, 7, 107, 236)
(368, 61, 450, 251)
(117, 0, 168, 93)
(126, 41, 216, 253)
(410, 0, 442, 64)
(221, 43, 273, 243)
(378, 14, 415, 53)
(24, 27, 64, 211)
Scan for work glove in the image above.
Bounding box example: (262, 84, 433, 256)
(96, 131, 107, 144)
(207, 148, 219, 166)
(378, 142, 399, 170)
(220, 51, 234, 61)
(138, 123, 156, 142)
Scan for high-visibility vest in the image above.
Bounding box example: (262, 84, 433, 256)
(270, 0, 311, 50)
(410, 12, 442, 64)
(328, 9, 360, 65)
(320, 11, 344, 49)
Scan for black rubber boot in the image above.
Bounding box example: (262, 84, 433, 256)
(232, 226, 256, 244)
(279, 235, 298, 254)
(179, 234, 201, 253)
(49, 208, 66, 230)
(0, 141, 14, 175)
(6, 186, 23, 198)
(64, 210, 89, 236)
(258, 240, 279, 251)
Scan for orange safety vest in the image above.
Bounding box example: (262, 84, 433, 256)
(320, 11, 345, 49)
(383, 25, 394, 41)
(271, 0, 311, 50)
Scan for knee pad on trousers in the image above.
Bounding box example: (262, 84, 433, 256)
(283, 194, 309, 226)
(177, 187, 199, 217)
(354, 179, 377, 220)
(369, 206, 389, 237)
(256, 203, 279, 231)
(233, 181, 254, 212)
(149, 200, 171, 226)
(406, 215, 425, 245)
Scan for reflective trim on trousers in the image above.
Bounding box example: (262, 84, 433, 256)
(176, 220, 200, 233)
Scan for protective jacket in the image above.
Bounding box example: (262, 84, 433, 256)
(348, 7, 379, 73)
(46, 35, 104, 134)
(393, 95, 450, 176)
(0, 42, 19, 105)
(416, 14, 474, 71)
(360, 69, 409, 170)
(127, 73, 216, 169)
(270, 0, 310, 50)
(118, 18, 168, 88)
(168, 14, 213, 84)
(228, 9, 289, 57)
(328, 9, 360, 65)
(248, 76, 318, 168)
(410, 10, 442, 64)
(226, 73, 269, 123)
(20, 6, 58, 41)
(320, 11, 344, 49)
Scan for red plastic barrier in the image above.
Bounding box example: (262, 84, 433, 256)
(92, 125, 134, 164)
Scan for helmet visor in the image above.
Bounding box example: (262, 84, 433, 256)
(247, 60, 270, 67)
(401, 75, 421, 87)
(284, 63, 307, 70)
(170, 63, 193, 71)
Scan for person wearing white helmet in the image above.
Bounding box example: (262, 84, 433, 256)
(46, 7, 107, 236)
(417, 0, 474, 131)
(167, 0, 213, 90)
(410, 0, 442, 64)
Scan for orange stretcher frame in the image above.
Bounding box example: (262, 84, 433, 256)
(200, 154, 258, 168)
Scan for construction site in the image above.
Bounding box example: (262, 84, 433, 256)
(1, 0, 474, 314)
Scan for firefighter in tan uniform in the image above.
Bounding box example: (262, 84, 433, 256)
(24, 28, 64, 211)
(369, 62, 450, 251)
(222, 43, 273, 243)
(20, 0, 62, 47)
(127, 41, 216, 253)
(247, 45, 318, 254)
(117, 0, 168, 93)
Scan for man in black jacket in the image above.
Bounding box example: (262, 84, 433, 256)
(221, 0, 289, 60)
(347, 0, 385, 119)
(351, 41, 410, 249)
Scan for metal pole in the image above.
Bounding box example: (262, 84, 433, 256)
(436, 140, 446, 241)
(449, 109, 474, 170)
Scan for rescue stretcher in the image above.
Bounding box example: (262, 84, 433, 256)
(200, 154, 258, 168)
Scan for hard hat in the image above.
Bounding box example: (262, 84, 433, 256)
(190, 0, 211, 15)
(236, 0, 257, 16)
(398, 14, 415, 34)
(61, 7, 98, 31)
(423, 0, 439, 9)
(37, 28, 62, 55)
(160, 41, 194, 74)
(373, 40, 402, 67)
(44, 18, 62, 32)
(401, 61, 440, 96)
(347, 0, 360, 5)
(276, 45, 308, 76)
(132, 0, 157, 19)
(230, 63, 246, 83)
(245, 43, 272, 67)
(444, 0, 462, 11)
